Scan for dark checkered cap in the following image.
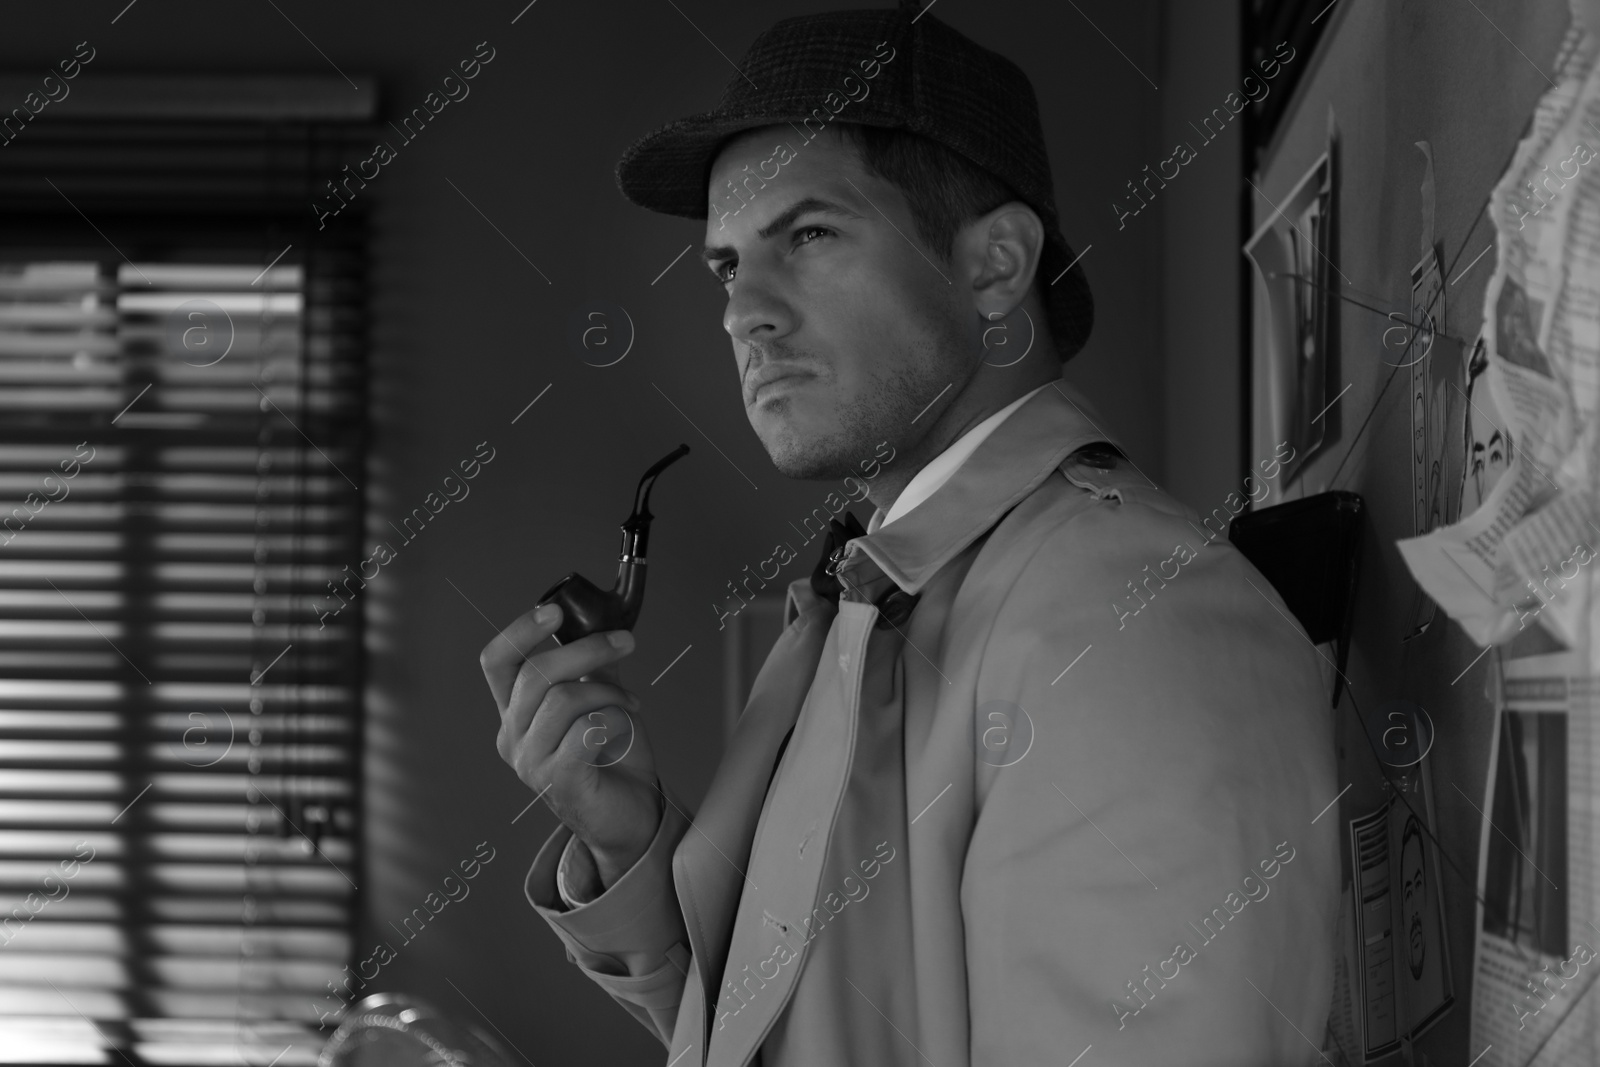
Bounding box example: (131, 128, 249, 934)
(614, 0, 1094, 360)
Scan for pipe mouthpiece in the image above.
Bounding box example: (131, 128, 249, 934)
(624, 444, 691, 531)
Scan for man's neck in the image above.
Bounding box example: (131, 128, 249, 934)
(865, 367, 1060, 518)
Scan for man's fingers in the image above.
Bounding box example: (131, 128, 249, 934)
(523, 627, 632, 689)
(480, 604, 563, 711)
(512, 680, 642, 765)
(503, 676, 633, 743)
(499, 629, 632, 721)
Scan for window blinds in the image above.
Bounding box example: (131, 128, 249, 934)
(0, 112, 368, 1066)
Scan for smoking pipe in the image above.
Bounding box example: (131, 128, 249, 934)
(536, 444, 690, 645)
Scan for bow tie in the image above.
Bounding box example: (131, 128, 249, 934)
(808, 511, 920, 629)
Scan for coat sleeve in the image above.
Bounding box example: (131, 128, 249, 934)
(525, 784, 694, 1047)
(961, 474, 1342, 1066)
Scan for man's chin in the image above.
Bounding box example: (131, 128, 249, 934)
(765, 441, 843, 481)
(753, 414, 857, 481)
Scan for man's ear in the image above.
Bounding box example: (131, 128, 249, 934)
(957, 201, 1045, 321)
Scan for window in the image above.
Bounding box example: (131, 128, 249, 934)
(0, 97, 369, 1066)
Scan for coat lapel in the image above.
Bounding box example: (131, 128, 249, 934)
(705, 597, 879, 1067)
(670, 578, 835, 1060)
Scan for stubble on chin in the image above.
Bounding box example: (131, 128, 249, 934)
(759, 364, 924, 481)
(754, 304, 968, 481)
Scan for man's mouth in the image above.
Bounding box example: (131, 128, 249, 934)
(754, 374, 813, 402)
(748, 367, 816, 404)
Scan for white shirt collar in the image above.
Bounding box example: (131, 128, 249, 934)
(869, 382, 1052, 534)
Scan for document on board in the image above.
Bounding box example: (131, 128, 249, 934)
(1468, 649, 1598, 1067)
(1396, 2, 1600, 670)
(1395, 448, 1540, 646)
(1340, 769, 1455, 1063)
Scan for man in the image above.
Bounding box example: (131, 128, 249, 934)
(479, 3, 1340, 1064)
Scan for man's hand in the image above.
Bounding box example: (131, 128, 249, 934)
(481, 603, 662, 889)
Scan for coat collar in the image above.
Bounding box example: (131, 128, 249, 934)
(844, 376, 1124, 595)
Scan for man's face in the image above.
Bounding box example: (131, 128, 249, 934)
(1464, 352, 1508, 514)
(702, 126, 979, 480)
(1469, 428, 1507, 511)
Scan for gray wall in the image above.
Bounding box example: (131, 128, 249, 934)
(2, 1, 1182, 1062)
(1259, 2, 1573, 1063)
(1160, 0, 1243, 514)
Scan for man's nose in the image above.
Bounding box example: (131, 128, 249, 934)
(723, 268, 797, 344)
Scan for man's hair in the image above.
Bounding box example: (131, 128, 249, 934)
(834, 122, 1062, 359)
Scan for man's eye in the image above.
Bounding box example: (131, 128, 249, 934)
(712, 227, 830, 284)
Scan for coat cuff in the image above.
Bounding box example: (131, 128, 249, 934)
(526, 785, 692, 980)
(556, 834, 602, 908)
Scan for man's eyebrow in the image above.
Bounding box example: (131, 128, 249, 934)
(699, 196, 864, 268)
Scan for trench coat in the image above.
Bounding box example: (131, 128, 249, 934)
(524, 378, 1341, 1066)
